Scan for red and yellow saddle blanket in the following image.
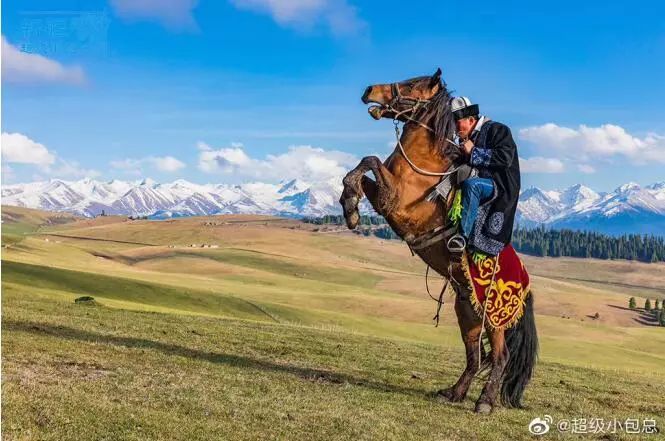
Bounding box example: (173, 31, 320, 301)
(462, 244, 530, 330)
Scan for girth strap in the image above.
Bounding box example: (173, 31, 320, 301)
(408, 223, 458, 251)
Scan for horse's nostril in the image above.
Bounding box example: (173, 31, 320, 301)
(362, 86, 372, 103)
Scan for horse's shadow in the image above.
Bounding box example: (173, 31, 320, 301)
(4, 319, 446, 400)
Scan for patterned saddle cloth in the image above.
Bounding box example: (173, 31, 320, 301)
(462, 244, 531, 330)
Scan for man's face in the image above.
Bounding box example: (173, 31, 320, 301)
(455, 117, 476, 139)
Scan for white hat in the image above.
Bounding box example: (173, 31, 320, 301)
(450, 96, 479, 120)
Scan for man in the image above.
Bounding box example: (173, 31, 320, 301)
(448, 97, 521, 256)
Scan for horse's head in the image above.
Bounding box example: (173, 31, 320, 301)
(361, 68, 460, 162)
(361, 68, 442, 121)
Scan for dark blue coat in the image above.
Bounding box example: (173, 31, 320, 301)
(467, 120, 521, 255)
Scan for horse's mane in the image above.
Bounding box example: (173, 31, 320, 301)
(421, 82, 461, 162)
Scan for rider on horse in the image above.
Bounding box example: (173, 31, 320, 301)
(449, 97, 521, 257)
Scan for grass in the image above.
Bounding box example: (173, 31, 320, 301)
(137, 248, 383, 289)
(2, 206, 665, 440)
(2, 261, 275, 321)
(4, 292, 664, 441)
(1, 206, 77, 245)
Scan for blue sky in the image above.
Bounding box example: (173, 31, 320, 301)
(2, 0, 664, 192)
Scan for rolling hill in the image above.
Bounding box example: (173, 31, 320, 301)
(2, 206, 664, 440)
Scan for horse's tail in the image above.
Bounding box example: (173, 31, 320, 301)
(501, 291, 538, 408)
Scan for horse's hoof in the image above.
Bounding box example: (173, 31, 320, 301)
(474, 402, 493, 414)
(434, 388, 463, 403)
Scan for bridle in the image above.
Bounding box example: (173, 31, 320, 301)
(386, 82, 437, 133)
(383, 82, 461, 177)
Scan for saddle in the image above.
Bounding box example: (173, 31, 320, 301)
(426, 163, 477, 205)
(425, 163, 478, 254)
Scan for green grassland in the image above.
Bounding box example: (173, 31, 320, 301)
(1, 206, 77, 245)
(2, 207, 665, 440)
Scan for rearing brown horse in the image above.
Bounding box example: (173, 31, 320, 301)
(339, 68, 538, 414)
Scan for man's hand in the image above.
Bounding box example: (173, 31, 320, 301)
(462, 139, 475, 156)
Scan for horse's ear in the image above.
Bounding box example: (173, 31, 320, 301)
(429, 68, 442, 88)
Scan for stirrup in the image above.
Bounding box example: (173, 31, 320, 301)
(447, 234, 466, 253)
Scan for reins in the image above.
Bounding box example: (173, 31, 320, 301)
(384, 82, 461, 177)
(394, 122, 461, 177)
(425, 265, 449, 327)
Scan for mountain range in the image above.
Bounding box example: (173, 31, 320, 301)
(516, 182, 665, 236)
(1, 178, 344, 219)
(3, 178, 665, 236)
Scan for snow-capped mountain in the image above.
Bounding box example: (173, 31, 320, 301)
(1, 177, 346, 219)
(3, 178, 665, 235)
(516, 184, 602, 225)
(517, 182, 665, 235)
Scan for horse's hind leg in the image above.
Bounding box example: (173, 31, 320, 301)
(340, 156, 396, 229)
(436, 295, 484, 402)
(474, 327, 509, 414)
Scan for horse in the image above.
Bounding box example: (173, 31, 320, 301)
(339, 68, 538, 414)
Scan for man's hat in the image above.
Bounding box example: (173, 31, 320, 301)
(451, 96, 479, 121)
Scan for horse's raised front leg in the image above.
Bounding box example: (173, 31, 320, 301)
(436, 294, 484, 403)
(340, 156, 396, 229)
(474, 328, 509, 414)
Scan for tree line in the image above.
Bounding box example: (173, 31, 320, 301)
(303, 215, 402, 240)
(512, 227, 665, 263)
(303, 216, 665, 263)
(303, 214, 386, 226)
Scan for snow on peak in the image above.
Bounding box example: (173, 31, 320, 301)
(0, 176, 346, 218)
(616, 182, 641, 193)
(278, 178, 310, 194)
(3, 178, 664, 234)
(559, 184, 600, 208)
(515, 181, 665, 232)
(517, 187, 559, 223)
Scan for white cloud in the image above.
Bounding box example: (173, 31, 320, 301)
(152, 156, 186, 172)
(50, 159, 101, 179)
(577, 164, 596, 174)
(111, 156, 186, 174)
(519, 156, 565, 174)
(229, 0, 364, 35)
(198, 147, 251, 173)
(110, 0, 199, 30)
(519, 123, 665, 164)
(1, 132, 56, 166)
(1, 132, 99, 179)
(110, 158, 142, 175)
(1, 36, 86, 86)
(197, 142, 358, 181)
